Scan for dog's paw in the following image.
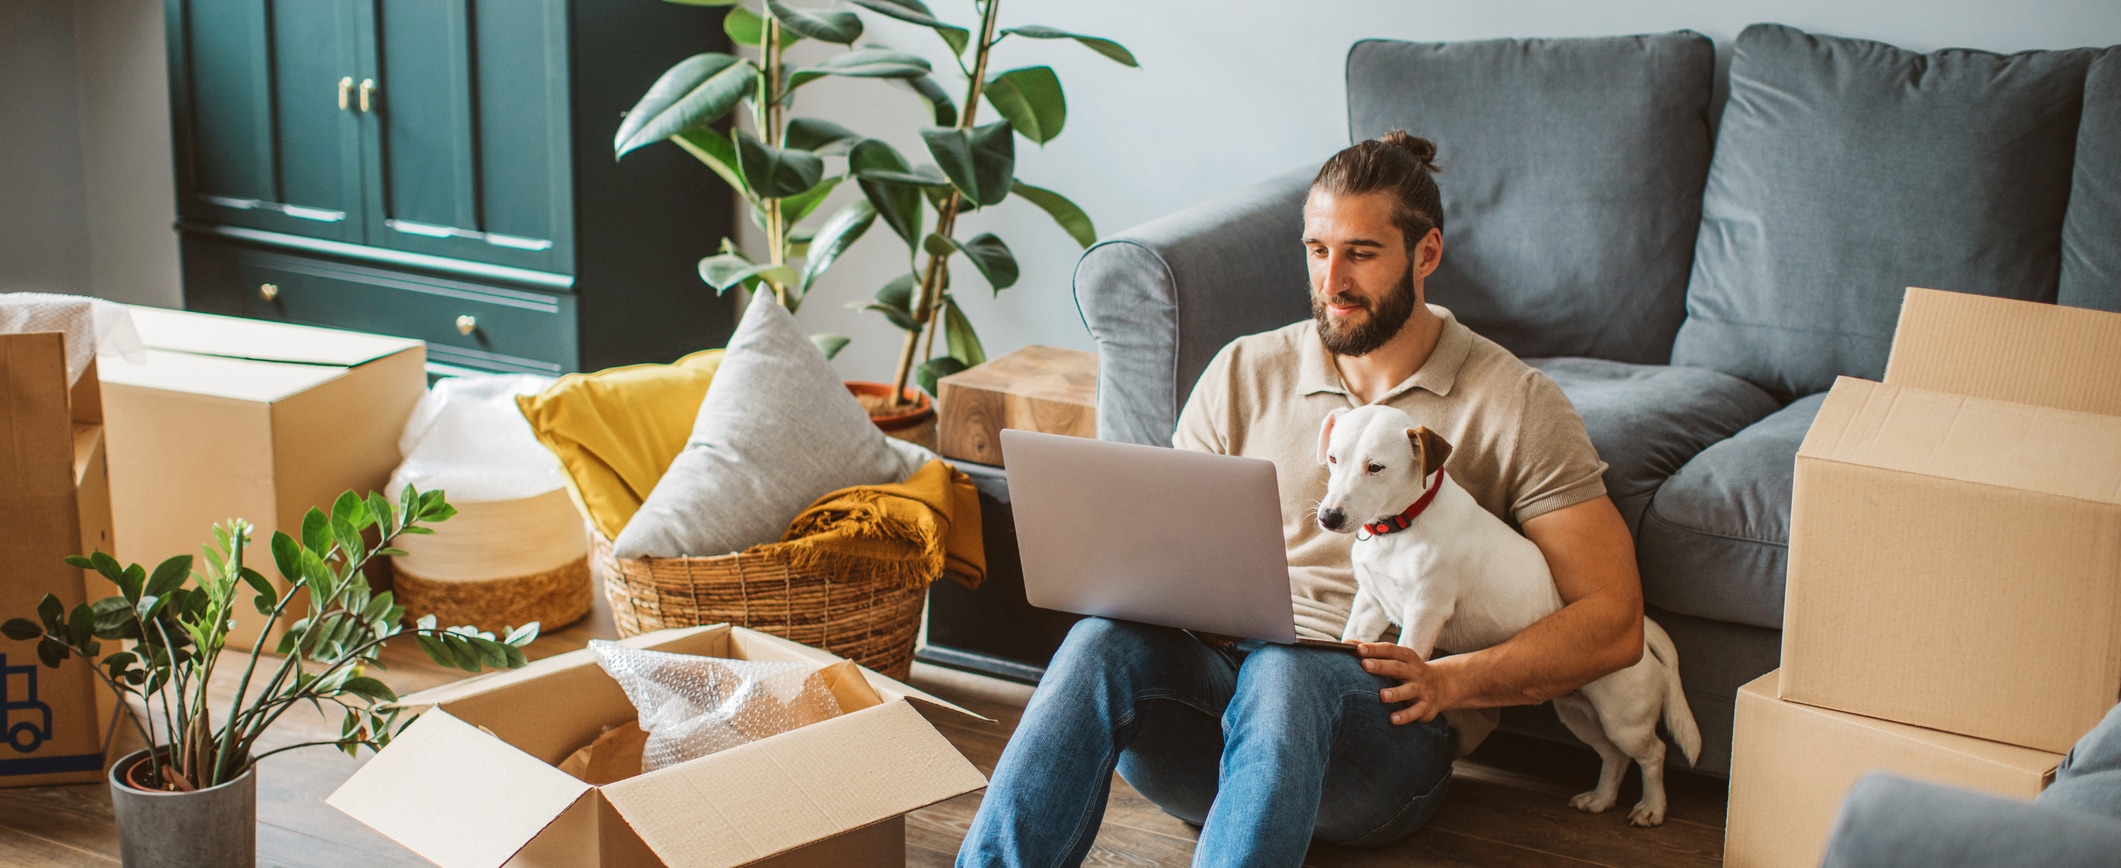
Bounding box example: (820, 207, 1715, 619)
(1626, 801, 1665, 827)
(1567, 791, 1615, 814)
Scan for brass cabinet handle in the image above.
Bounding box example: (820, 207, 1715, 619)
(337, 77, 353, 110)
(455, 315, 476, 335)
(358, 78, 377, 112)
(259, 283, 279, 301)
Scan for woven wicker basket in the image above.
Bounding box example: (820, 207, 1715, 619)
(393, 558, 593, 635)
(592, 531, 926, 680)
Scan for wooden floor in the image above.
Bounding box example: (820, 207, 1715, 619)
(0, 594, 1729, 866)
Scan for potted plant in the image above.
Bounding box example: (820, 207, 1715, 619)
(0, 487, 537, 868)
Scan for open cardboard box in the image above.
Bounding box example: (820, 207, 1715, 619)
(329, 625, 991, 868)
(1780, 288, 2121, 753)
(1725, 672, 2058, 868)
(0, 333, 120, 787)
(97, 306, 425, 651)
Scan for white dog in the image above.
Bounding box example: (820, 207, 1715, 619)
(1315, 404, 1701, 827)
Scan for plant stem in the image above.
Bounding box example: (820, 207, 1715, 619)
(763, 15, 788, 306)
(890, 0, 1003, 404)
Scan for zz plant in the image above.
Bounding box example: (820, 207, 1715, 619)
(0, 487, 537, 791)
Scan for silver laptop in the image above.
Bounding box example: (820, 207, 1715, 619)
(1001, 429, 1356, 650)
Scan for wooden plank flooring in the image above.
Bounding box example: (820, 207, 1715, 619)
(0, 594, 1728, 866)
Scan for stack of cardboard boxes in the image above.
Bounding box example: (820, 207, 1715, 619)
(1725, 288, 2121, 866)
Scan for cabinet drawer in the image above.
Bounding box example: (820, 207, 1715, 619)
(183, 237, 578, 375)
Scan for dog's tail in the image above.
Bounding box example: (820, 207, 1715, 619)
(1644, 616, 1702, 767)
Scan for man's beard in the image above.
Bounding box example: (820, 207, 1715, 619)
(1312, 265, 1419, 357)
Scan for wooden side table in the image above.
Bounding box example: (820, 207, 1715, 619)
(935, 345, 1096, 466)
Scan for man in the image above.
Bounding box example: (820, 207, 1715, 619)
(958, 131, 1646, 867)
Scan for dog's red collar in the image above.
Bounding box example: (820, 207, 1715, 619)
(1361, 469, 1444, 537)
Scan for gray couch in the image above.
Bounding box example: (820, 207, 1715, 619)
(1073, 23, 2121, 777)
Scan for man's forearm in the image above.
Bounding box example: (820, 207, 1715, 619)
(1430, 586, 1644, 709)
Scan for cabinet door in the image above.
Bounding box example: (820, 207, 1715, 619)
(361, 0, 574, 276)
(168, 0, 367, 242)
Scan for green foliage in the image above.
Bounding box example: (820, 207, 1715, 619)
(2, 487, 536, 792)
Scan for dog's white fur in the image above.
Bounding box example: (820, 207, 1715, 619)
(1317, 404, 1702, 827)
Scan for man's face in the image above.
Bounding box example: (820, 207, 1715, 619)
(1302, 190, 1441, 357)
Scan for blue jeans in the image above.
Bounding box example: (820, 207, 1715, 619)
(957, 617, 1455, 868)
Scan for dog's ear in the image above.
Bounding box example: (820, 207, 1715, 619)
(1317, 407, 1346, 465)
(1406, 426, 1454, 481)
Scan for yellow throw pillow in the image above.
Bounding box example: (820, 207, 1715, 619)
(517, 349, 724, 540)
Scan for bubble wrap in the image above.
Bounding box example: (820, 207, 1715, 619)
(590, 640, 844, 772)
(0, 293, 145, 386)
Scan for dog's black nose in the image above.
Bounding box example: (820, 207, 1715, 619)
(1319, 508, 1345, 531)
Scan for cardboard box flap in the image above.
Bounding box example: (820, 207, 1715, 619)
(1885, 288, 2121, 417)
(603, 700, 988, 868)
(99, 349, 348, 403)
(1801, 377, 2121, 505)
(328, 711, 591, 868)
(125, 305, 421, 368)
(390, 625, 730, 710)
(1741, 679, 2059, 777)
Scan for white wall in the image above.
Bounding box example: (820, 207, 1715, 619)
(21, 1, 2121, 375)
(777, 0, 2121, 383)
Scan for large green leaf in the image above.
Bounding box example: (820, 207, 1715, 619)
(765, 0, 862, 44)
(915, 356, 969, 398)
(999, 25, 1138, 67)
(894, 76, 958, 126)
(811, 334, 851, 359)
(922, 121, 1014, 206)
(846, 0, 969, 54)
(614, 53, 757, 157)
(787, 48, 931, 89)
(734, 129, 825, 198)
(784, 118, 862, 154)
(673, 128, 748, 196)
(723, 5, 765, 46)
(926, 232, 1018, 291)
(942, 294, 985, 366)
(1011, 180, 1096, 247)
(699, 253, 798, 294)
(860, 272, 923, 331)
(849, 139, 925, 246)
(779, 175, 843, 226)
(801, 199, 877, 290)
(983, 66, 1065, 144)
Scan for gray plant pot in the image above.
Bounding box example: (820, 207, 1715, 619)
(107, 748, 256, 868)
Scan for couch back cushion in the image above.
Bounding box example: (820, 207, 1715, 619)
(1672, 24, 2099, 400)
(1346, 32, 1714, 364)
(2061, 48, 2121, 313)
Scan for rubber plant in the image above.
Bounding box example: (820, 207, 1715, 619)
(615, 0, 943, 359)
(843, 0, 1134, 402)
(0, 487, 537, 791)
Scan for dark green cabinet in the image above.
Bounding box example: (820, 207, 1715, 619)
(167, 0, 735, 374)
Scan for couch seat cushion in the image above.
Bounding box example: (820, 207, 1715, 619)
(1526, 357, 1778, 536)
(1672, 24, 2100, 401)
(1637, 392, 1827, 629)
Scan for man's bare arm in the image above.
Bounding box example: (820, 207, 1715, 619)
(1360, 494, 1645, 724)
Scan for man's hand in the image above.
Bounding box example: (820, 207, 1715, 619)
(1358, 642, 1455, 724)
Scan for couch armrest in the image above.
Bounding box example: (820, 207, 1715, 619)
(1822, 773, 2121, 868)
(1073, 165, 1316, 445)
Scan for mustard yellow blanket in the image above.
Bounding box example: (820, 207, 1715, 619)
(747, 459, 985, 590)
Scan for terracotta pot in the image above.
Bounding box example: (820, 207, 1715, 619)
(109, 748, 257, 867)
(844, 381, 933, 431)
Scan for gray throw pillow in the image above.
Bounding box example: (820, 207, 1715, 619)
(1671, 23, 2100, 401)
(613, 291, 935, 559)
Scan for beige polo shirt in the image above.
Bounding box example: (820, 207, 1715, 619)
(1173, 304, 1609, 642)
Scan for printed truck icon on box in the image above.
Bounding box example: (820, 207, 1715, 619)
(2, 654, 54, 754)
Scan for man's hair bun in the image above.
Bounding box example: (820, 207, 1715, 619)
(1379, 130, 1439, 174)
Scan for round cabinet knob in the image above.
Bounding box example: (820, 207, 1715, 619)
(455, 315, 477, 336)
(259, 283, 279, 301)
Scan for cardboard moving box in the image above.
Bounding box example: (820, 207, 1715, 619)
(98, 306, 425, 651)
(1, 333, 119, 787)
(329, 625, 990, 868)
(1781, 288, 2121, 754)
(1726, 673, 2059, 868)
